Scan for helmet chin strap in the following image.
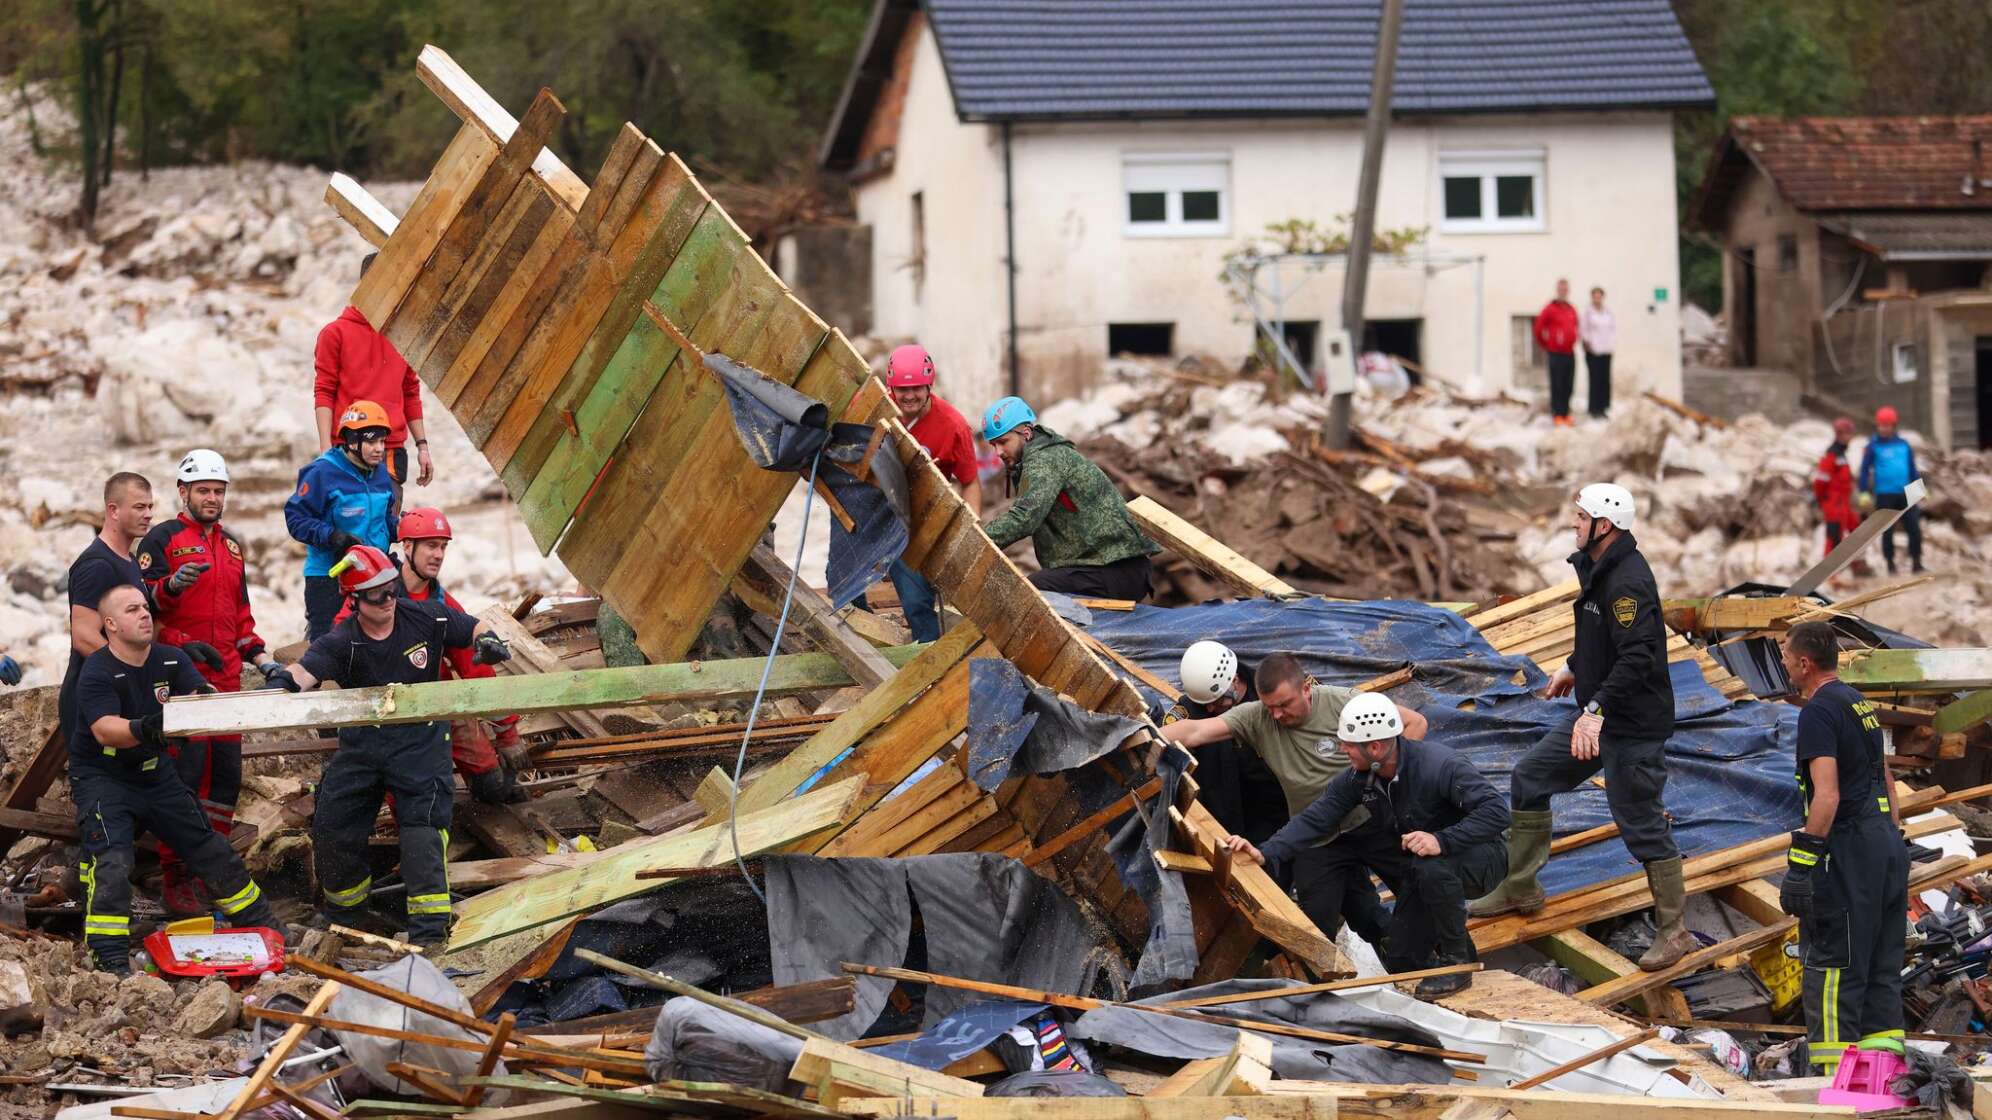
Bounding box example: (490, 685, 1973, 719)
(1580, 514, 1610, 552)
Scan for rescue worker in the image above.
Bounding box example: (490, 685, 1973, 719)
(875, 344, 981, 641)
(1857, 406, 1922, 574)
(265, 545, 511, 949)
(64, 474, 192, 754)
(1778, 621, 1907, 1073)
(1162, 653, 1429, 943)
(981, 396, 1159, 601)
(334, 508, 527, 804)
(286, 399, 400, 640)
(1166, 641, 1286, 844)
(71, 585, 277, 973)
(1812, 418, 1861, 561)
(315, 253, 433, 491)
(136, 449, 280, 914)
(1469, 483, 1695, 970)
(1225, 693, 1508, 1000)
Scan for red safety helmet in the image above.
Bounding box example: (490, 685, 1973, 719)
(1833, 417, 1855, 438)
(398, 507, 453, 542)
(886, 344, 936, 389)
(330, 544, 397, 596)
(1874, 405, 1899, 427)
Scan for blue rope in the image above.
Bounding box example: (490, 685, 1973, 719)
(728, 443, 826, 904)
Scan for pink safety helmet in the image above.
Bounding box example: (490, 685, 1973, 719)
(886, 344, 936, 388)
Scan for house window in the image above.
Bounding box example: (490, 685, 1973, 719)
(1439, 152, 1546, 233)
(1109, 322, 1174, 356)
(1778, 234, 1797, 273)
(1123, 153, 1229, 237)
(1893, 342, 1919, 384)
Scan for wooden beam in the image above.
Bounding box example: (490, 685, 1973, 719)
(325, 174, 398, 248)
(1934, 690, 1992, 736)
(1128, 495, 1300, 600)
(841, 1101, 1338, 1120)
(0, 720, 65, 852)
(791, 1037, 985, 1102)
(477, 606, 613, 738)
(1173, 800, 1350, 976)
(414, 45, 589, 211)
(213, 981, 342, 1120)
(1150, 1032, 1273, 1097)
(737, 543, 898, 688)
(1788, 478, 1925, 596)
(846, 1090, 1838, 1120)
(1841, 647, 1992, 692)
(1155, 849, 1215, 874)
(162, 645, 928, 737)
(1156, 964, 1481, 1010)
(1531, 930, 1690, 1021)
(1660, 596, 1808, 634)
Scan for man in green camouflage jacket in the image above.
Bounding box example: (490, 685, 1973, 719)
(980, 396, 1159, 602)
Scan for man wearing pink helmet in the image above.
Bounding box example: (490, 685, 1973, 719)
(879, 343, 981, 641)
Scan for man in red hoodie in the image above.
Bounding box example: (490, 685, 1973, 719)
(315, 253, 433, 493)
(1534, 278, 1580, 427)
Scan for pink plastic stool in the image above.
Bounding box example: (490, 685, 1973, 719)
(1817, 1047, 1913, 1113)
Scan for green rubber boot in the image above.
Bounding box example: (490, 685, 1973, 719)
(1637, 856, 1700, 970)
(1466, 809, 1552, 917)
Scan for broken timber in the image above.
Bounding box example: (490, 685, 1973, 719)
(1129, 494, 1302, 599)
(161, 645, 927, 737)
(1840, 647, 1992, 693)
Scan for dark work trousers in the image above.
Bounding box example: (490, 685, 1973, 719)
(1190, 744, 1288, 845)
(1028, 554, 1153, 602)
(1511, 712, 1678, 863)
(304, 575, 345, 642)
(1324, 826, 1508, 971)
(1873, 493, 1923, 569)
(883, 559, 941, 643)
(313, 724, 456, 943)
(1546, 352, 1577, 418)
(1286, 813, 1391, 945)
(1801, 813, 1908, 1071)
(1584, 352, 1613, 416)
(168, 736, 243, 833)
(74, 763, 275, 972)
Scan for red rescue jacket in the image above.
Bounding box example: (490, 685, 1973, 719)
(1813, 441, 1855, 515)
(1534, 299, 1579, 356)
(136, 513, 265, 690)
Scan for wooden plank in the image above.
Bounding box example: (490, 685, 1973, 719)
(1156, 965, 1483, 1010)
(1935, 690, 1992, 736)
(737, 543, 897, 688)
(1578, 923, 1793, 1009)
(814, 660, 978, 857)
(1151, 1032, 1274, 1098)
(212, 980, 342, 1120)
(1661, 596, 1810, 634)
(1128, 495, 1299, 599)
(326, 174, 397, 247)
(789, 1037, 984, 1101)
(416, 46, 589, 211)
(433, 185, 575, 409)
(351, 123, 499, 329)
(1155, 849, 1215, 874)
(1532, 929, 1690, 1021)
(477, 606, 612, 738)
(1842, 648, 1992, 692)
(447, 775, 863, 949)
(841, 1101, 1339, 1120)
(1174, 800, 1348, 976)
(163, 645, 928, 737)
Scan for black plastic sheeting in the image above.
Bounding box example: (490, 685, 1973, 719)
(1076, 599, 1802, 898)
(763, 853, 1101, 1042)
(868, 998, 1048, 1070)
(708, 352, 909, 608)
(1701, 581, 1933, 699)
(965, 658, 1145, 791)
(1069, 977, 1453, 1084)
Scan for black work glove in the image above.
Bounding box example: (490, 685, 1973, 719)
(166, 562, 210, 595)
(262, 664, 302, 693)
(1779, 830, 1827, 921)
(328, 531, 364, 555)
(0, 656, 19, 687)
(471, 633, 512, 666)
(129, 714, 168, 751)
(180, 640, 225, 673)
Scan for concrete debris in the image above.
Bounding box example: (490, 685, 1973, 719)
(169, 981, 241, 1041)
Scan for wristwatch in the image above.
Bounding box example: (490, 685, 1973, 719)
(1583, 700, 1602, 717)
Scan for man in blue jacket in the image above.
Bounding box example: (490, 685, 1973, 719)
(1224, 693, 1509, 1000)
(285, 399, 399, 639)
(1857, 405, 1922, 574)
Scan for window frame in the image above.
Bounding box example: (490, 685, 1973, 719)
(1122, 152, 1232, 238)
(1437, 150, 1547, 234)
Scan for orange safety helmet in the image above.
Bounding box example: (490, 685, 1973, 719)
(1874, 405, 1899, 427)
(337, 399, 392, 439)
(330, 544, 398, 596)
(398, 507, 453, 542)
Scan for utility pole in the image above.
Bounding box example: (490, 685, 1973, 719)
(1325, 0, 1405, 449)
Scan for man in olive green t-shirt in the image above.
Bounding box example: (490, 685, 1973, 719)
(1164, 652, 1429, 943)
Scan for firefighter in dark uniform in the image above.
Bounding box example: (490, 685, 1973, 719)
(72, 584, 278, 973)
(265, 545, 511, 949)
(1778, 621, 1907, 1073)
(1469, 483, 1696, 970)
(1165, 640, 1286, 843)
(1226, 693, 1508, 999)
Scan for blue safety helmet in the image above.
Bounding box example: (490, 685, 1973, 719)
(982, 396, 1036, 442)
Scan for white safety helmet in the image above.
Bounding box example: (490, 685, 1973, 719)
(177, 448, 230, 485)
(1574, 482, 1635, 531)
(1337, 692, 1404, 744)
(1179, 640, 1239, 705)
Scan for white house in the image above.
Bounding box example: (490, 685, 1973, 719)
(817, 0, 1714, 412)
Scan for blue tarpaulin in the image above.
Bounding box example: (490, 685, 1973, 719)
(1073, 599, 1802, 897)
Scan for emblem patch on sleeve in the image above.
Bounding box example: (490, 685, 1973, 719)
(1612, 596, 1638, 627)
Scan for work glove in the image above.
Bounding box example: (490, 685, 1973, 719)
(0, 656, 19, 687)
(166, 562, 210, 595)
(238, 638, 266, 662)
(471, 633, 512, 666)
(129, 714, 169, 751)
(492, 721, 530, 770)
(1779, 830, 1827, 921)
(180, 640, 225, 674)
(328, 530, 364, 555)
(262, 664, 302, 693)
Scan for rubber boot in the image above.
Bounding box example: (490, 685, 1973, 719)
(1637, 856, 1699, 971)
(1414, 954, 1475, 1000)
(1466, 810, 1551, 917)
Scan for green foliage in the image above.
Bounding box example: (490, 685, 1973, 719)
(1217, 216, 1428, 307)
